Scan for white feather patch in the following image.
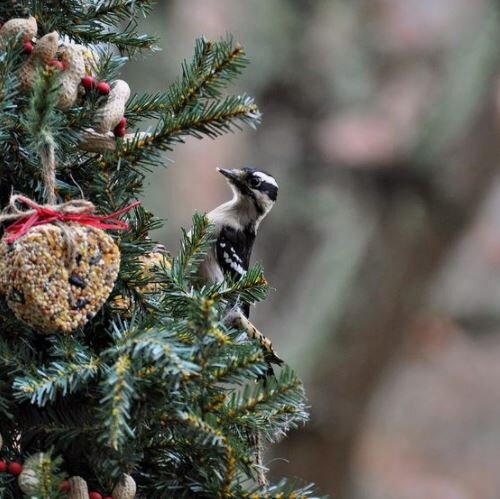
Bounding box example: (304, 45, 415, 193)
(223, 251, 246, 275)
(253, 171, 278, 188)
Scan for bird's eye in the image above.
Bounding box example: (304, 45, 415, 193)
(249, 178, 261, 188)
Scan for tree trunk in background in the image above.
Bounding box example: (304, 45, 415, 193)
(272, 85, 500, 497)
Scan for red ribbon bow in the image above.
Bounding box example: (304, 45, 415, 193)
(2, 196, 140, 244)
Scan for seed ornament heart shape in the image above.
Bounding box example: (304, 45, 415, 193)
(0, 223, 120, 333)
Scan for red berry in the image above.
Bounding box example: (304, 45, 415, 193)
(96, 81, 111, 95)
(0, 461, 7, 472)
(104, 497, 113, 499)
(7, 462, 22, 476)
(48, 60, 64, 71)
(81, 75, 96, 91)
(89, 492, 103, 499)
(60, 480, 71, 492)
(114, 125, 126, 138)
(22, 41, 33, 55)
(113, 117, 127, 137)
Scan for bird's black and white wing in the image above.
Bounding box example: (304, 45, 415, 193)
(216, 225, 254, 279)
(216, 225, 255, 316)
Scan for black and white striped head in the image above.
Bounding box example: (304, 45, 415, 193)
(218, 167, 278, 217)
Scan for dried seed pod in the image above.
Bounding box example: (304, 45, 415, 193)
(17, 452, 44, 496)
(18, 31, 59, 90)
(94, 80, 131, 134)
(1, 223, 120, 333)
(58, 45, 86, 110)
(0, 16, 37, 44)
(112, 474, 136, 499)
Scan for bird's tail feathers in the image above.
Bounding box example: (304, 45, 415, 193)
(226, 309, 284, 375)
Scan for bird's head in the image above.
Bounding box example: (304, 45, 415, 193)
(217, 167, 278, 218)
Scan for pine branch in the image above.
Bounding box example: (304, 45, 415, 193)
(22, 67, 62, 152)
(30, 452, 67, 499)
(163, 413, 237, 497)
(98, 320, 199, 451)
(209, 264, 269, 306)
(99, 353, 136, 451)
(208, 343, 267, 385)
(114, 94, 260, 167)
(69, 25, 157, 55)
(86, 47, 128, 85)
(0, 335, 35, 373)
(125, 36, 250, 126)
(0, 35, 22, 143)
(244, 479, 325, 499)
(125, 92, 171, 125)
(129, 327, 199, 378)
(224, 367, 309, 441)
(168, 37, 250, 115)
(80, 0, 154, 26)
(30, 0, 157, 55)
(0, 382, 14, 420)
(12, 341, 100, 407)
(170, 214, 214, 285)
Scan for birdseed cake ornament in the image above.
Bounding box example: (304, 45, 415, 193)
(0, 196, 139, 333)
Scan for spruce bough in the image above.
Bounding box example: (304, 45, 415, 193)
(0, 1, 319, 497)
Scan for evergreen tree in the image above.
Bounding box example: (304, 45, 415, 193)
(0, 2, 319, 498)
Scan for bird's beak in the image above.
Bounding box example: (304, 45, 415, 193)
(217, 168, 243, 185)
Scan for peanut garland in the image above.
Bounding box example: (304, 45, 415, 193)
(12, 452, 138, 499)
(0, 16, 131, 151)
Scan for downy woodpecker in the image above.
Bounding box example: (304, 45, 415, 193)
(199, 167, 283, 370)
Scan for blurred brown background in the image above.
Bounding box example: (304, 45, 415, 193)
(124, 1, 500, 497)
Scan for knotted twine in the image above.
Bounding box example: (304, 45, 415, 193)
(0, 195, 139, 267)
